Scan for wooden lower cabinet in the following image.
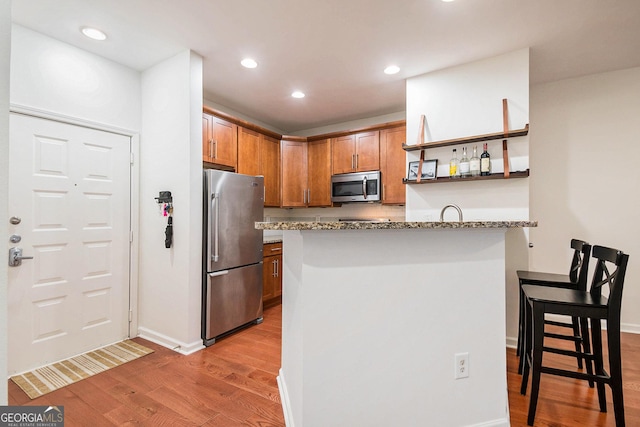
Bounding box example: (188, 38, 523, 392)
(380, 125, 406, 205)
(262, 242, 282, 308)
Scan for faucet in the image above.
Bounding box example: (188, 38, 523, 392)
(440, 204, 463, 222)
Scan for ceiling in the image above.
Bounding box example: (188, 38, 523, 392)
(10, 0, 640, 133)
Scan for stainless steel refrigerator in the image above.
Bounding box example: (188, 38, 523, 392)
(202, 170, 264, 346)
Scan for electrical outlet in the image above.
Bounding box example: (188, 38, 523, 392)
(455, 352, 469, 379)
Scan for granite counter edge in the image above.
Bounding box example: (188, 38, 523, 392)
(256, 221, 538, 231)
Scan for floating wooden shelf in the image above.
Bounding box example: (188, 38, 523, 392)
(402, 124, 529, 152)
(403, 170, 529, 185)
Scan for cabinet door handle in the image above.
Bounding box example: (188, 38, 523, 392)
(272, 259, 277, 277)
(307, 189, 311, 204)
(213, 139, 218, 159)
(275, 259, 279, 277)
(351, 154, 355, 170)
(356, 153, 359, 169)
(209, 139, 213, 158)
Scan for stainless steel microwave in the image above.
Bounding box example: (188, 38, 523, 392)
(331, 171, 381, 203)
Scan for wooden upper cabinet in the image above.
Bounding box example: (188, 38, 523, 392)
(238, 127, 281, 207)
(332, 131, 380, 174)
(211, 116, 238, 169)
(203, 113, 237, 169)
(332, 134, 356, 175)
(237, 127, 261, 176)
(307, 139, 332, 207)
(202, 113, 214, 163)
(380, 126, 406, 205)
(261, 135, 281, 207)
(355, 131, 380, 172)
(281, 139, 308, 208)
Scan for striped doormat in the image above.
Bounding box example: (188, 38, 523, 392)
(10, 340, 154, 399)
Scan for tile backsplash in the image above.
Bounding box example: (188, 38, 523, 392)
(263, 204, 406, 223)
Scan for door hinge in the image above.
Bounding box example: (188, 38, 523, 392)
(130, 231, 134, 242)
(130, 152, 134, 165)
(128, 310, 133, 322)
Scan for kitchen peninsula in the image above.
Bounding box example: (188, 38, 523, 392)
(256, 220, 537, 427)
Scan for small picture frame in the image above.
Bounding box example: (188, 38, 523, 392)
(408, 161, 420, 180)
(408, 160, 438, 180)
(421, 159, 438, 180)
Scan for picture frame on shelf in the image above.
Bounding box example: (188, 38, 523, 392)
(408, 161, 420, 180)
(421, 159, 438, 180)
(408, 160, 438, 181)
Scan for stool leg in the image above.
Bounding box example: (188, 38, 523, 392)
(591, 319, 607, 412)
(580, 317, 595, 388)
(571, 316, 584, 369)
(607, 320, 626, 427)
(527, 303, 545, 426)
(517, 281, 524, 370)
(520, 298, 532, 393)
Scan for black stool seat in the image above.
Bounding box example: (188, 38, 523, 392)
(516, 271, 573, 286)
(521, 285, 608, 315)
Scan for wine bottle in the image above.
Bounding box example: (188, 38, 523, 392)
(449, 149, 460, 178)
(459, 147, 470, 177)
(469, 146, 480, 176)
(480, 143, 491, 176)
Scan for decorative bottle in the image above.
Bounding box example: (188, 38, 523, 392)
(480, 143, 491, 176)
(449, 149, 460, 178)
(459, 147, 470, 177)
(469, 146, 480, 177)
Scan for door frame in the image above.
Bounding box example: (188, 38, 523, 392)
(9, 104, 140, 338)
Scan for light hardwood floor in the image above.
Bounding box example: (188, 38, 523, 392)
(9, 304, 640, 426)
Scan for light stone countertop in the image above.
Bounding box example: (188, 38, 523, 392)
(256, 220, 537, 231)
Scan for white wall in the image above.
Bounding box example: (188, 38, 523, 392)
(405, 49, 530, 345)
(0, 0, 11, 406)
(9, 25, 140, 132)
(530, 67, 640, 332)
(137, 50, 204, 354)
(290, 111, 406, 137)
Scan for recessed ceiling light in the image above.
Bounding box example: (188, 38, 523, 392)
(81, 27, 107, 41)
(241, 58, 258, 69)
(291, 91, 305, 99)
(442, 0, 455, 2)
(384, 65, 400, 75)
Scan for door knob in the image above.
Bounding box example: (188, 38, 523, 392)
(8, 247, 33, 267)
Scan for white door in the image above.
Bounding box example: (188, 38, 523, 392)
(8, 114, 131, 375)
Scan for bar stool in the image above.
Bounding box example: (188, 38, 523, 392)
(520, 245, 629, 426)
(516, 239, 591, 374)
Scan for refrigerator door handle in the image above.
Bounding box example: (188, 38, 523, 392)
(211, 193, 220, 262)
(209, 270, 229, 278)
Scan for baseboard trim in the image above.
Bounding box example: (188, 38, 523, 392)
(277, 369, 294, 427)
(137, 327, 204, 355)
(469, 418, 510, 427)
